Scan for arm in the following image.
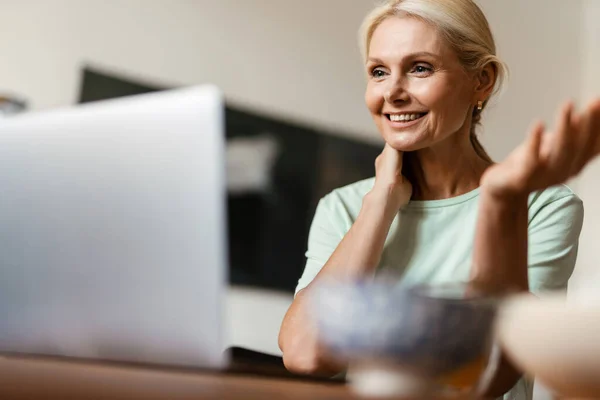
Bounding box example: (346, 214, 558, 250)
(472, 99, 600, 397)
(476, 190, 583, 398)
(470, 191, 529, 397)
(471, 191, 529, 292)
(278, 144, 411, 376)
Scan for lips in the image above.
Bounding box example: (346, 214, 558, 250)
(385, 112, 428, 122)
(383, 112, 428, 130)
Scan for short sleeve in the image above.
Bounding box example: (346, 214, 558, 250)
(527, 193, 584, 294)
(294, 196, 345, 296)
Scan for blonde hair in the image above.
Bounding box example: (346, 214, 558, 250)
(360, 0, 508, 163)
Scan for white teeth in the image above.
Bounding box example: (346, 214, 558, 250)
(389, 113, 423, 122)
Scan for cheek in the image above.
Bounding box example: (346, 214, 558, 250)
(365, 83, 384, 115)
(413, 80, 470, 125)
(412, 79, 452, 108)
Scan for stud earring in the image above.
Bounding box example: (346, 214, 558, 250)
(477, 100, 483, 111)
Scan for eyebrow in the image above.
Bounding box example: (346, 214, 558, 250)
(366, 52, 441, 64)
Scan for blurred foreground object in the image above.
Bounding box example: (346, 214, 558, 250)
(310, 281, 499, 398)
(497, 294, 600, 398)
(0, 95, 27, 117)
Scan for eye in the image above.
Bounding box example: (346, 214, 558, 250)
(370, 67, 388, 79)
(411, 63, 434, 76)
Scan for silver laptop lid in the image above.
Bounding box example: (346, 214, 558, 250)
(0, 85, 228, 369)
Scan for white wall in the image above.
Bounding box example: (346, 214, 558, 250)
(476, 0, 584, 160)
(0, 0, 585, 152)
(0, 0, 378, 142)
(570, 0, 600, 299)
(0, 1, 591, 356)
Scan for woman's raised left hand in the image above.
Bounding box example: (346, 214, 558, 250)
(481, 99, 600, 199)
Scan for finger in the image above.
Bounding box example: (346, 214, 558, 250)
(527, 120, 544, 161)
(589, 99, 600, 156)
(572, 99, 600, 174)
(523, 120, 545, 174)
(383, 142, 404, 172)
(375, 143, 405, 186)
(548, 101, 575, 169)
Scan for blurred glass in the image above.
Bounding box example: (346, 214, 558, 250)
(311, 280, 500, 398)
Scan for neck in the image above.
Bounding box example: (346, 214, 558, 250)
(404, 132, 492, 201)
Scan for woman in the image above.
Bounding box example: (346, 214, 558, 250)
(278, 0, 600, 399)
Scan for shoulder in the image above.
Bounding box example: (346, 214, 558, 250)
(528, 184, 581, 206)
(312, 178, 375, 231)
(526, 185, 583, 293)
(527, 184, 584, 245)
(320, 177, 375, 211)
(528, 184, 583, 224)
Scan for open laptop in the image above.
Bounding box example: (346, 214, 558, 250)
(0, 86, 228, 370)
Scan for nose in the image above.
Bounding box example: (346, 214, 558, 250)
(384, 75, 409, 105)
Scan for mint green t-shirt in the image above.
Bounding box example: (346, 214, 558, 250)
(295, 177, 584, 400)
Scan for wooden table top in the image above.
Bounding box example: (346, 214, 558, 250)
(0, 355, 355, 400)
(0, 354, 470, 400)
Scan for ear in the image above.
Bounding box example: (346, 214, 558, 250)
(473, 63, 497, 103)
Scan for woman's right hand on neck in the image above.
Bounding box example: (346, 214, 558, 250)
(369, 143, 413, 211)
(279, 145, 411, 377)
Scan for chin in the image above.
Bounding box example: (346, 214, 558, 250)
(382, 132, 429, 152)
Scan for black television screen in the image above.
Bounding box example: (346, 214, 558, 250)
(78, 66, 381, 292)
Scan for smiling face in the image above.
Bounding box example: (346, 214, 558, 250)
(365, 16, 479, 152)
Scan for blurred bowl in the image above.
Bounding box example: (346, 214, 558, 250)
(310, 281, 499, 397)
